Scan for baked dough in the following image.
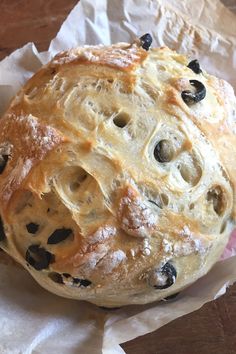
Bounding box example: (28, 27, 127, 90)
(0, 39, 235, 307)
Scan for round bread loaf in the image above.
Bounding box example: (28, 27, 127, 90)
(0, 38, 236, 307)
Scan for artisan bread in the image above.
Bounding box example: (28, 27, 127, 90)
(0, 36, 236, 307)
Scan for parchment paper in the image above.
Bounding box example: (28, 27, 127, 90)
(0, 1, 236, 353)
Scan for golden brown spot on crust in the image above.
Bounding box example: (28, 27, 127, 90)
(165, 88, 181, 107)
(113, 159, 123, 171)
(81, 140, 94, 152)
(182, 139, 193, 151)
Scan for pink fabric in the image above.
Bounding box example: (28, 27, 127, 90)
(221, 229, 236, 260)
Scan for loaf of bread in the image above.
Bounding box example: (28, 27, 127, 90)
(0, 35, 235, 307)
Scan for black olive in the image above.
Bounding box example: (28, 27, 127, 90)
(80, 279, 92, 287)
(0, 155, 8, 174)
(26, 245, 54, 271)
(154, 140, 174, 163)
(187, 59, 202, 74)
(63, 273, 71, 278)
(26, 222, 39, 234)
(0, 217, 6, 241)
(47, 228, 73, 245)
(181, 80, 206, 104)
(48, 272, 64, 284)
(149, 262, 177, 290)
(163, 292, 180, 301)
(139, 33, 153, 51)
(73, 277, 92, 287)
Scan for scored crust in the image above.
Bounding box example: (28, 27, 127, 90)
(0, 42, 236, 307)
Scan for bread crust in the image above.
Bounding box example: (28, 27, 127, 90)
(0, 43, 235, 306)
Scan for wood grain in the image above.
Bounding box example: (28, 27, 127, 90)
(0, 0, 78, 60)
(0, 1, 236, 353)
(123, 285, 236, 354)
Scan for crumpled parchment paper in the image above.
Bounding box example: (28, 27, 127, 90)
(0, 1, 236, 353)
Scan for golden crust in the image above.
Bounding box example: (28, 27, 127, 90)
(0, 43, 235, 307)
(165, 76, 236, 217)
(0, 113, 67, 214)
(51, 43, 148, 72)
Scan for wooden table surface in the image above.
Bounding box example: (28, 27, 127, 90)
(0, 1, 236, 353)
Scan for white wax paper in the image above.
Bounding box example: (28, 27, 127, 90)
(0, 1, 236, 353)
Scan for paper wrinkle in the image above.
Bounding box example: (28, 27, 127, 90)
(163, 0, 236, 37)
(0, 43, 43, 115)
(0, 264, 107, 354)
(0, 0, 236, 353)
(103, 256, 236, 348)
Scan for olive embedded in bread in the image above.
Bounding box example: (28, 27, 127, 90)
(48, 272, 64, 284)
(26, 222, 39, 234)
(139, 33, 153, 51)
(47, 228, 73, 244)
(154, 140, 174, 163)
(187, 59, 202, 74)
(181, 79, 206, 104)
(148, 262, 177, 290)
(26, 245, 54, 271)
(0, 41, 235, 307)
